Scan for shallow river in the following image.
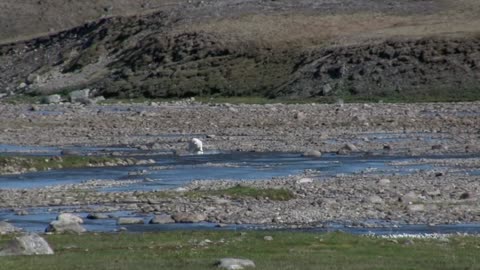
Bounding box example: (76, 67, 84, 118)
(1, 144, 479, 234)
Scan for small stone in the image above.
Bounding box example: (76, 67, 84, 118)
(369, 195, 384, 204)
(297, 178, 314, 184)
(337, 143, 359, 155)
(263, 236, 273, 241)
(216, 258, 256, 269)
(377, 179, 391, 186)
(407, 204, 425, 212)
(294, 111, 306, 121)
(302, 150, 322, 157)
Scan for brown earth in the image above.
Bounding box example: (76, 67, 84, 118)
(0, 0, 479, 99)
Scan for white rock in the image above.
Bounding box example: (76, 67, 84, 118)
(297, 178, 314, 184)
(217, 258, 256, 269)
(57, 213, 83, 224)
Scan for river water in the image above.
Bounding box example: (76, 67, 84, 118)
(1, 143, 479, 234)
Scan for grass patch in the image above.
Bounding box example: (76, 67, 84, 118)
(0, 156, 133, 174)
(187, 185, 295, 201)
(0, 231, 479, 270)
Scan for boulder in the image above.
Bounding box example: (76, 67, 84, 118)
(302, 150, 322, 157)
(149, 215, 175, 224)
(117, 217, 145, 225)
(216, 258, 255, 269)
(407, 204, 425, 212)
(69, 89, 90, 104)
(172, 213, 206, 223)
(42, 94, 62, 104)
(57, 213, 83, 224)
(377, 179, 391, 186)
(400, 191, 418, 204)
(369, 195, 384, 204)
(337, 143, 359, 155)
(0, 233, 54, 256)
(0, 221, 18, 235)
(263, 236, 273, 241)
(45, 220, 86, 234)
(86, 213, 110, 220)
(296, 178, 314, 184)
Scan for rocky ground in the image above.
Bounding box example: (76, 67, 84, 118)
(0, 102, 478, 155)
(0, 102, 479, 228)
(1, 171, 480, 228)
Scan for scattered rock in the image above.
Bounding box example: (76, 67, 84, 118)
(0, 233, 54, 256)
(216, 258, 256, 269)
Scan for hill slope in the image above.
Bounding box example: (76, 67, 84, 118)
(0, 0, 479, 101)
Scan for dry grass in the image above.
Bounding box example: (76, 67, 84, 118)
(176, 0, 480, 48)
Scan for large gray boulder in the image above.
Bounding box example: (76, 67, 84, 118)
(0, 221, 18, 235)
(45, 213, 86, 234)
(337, 143, 359, 155)
(0, 233, 54, 256)
(57, 213, 84, 224)
(46, 220, 86, 234)
(216, 258, 256, 269)
(172, 213, 206, 223)
(42, 94, 62, 104)
(69, 89, 90, 104)
(149, 215, 175, 224)
(302, 150, 322, 157)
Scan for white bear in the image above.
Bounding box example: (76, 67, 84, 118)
(188, 138, 204, 154)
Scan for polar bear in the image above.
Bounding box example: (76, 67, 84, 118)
(188, 138, 204, 154)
